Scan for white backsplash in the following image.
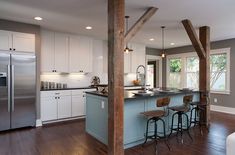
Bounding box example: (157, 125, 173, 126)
(40, 73, 136, 88)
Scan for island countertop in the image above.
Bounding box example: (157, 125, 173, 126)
(85, 89, 199, 100)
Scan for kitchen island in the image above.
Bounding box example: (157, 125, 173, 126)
(85, 89, 199, 149)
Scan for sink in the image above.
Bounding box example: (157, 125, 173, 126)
(132, 90, 153, 96)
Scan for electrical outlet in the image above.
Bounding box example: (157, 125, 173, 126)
(101, 101, 105, 109)
(214, 98, 218, 103)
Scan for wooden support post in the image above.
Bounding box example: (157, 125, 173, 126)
(199, 26, 210, 126)
(124, 7, 158, 43)
(182, 19, 210, 127)
(108, 0, 124, 155)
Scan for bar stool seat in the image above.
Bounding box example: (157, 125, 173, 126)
(169, 106, 190, 112)
(141, 110, 165, 118)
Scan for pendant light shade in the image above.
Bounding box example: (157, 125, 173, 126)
(124, 16, 133, 53)
(161, 26, 166, 58)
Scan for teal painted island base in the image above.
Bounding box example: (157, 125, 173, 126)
(86, 90, 199, 149)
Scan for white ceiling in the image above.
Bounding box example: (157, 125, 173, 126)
(0, 0, 235, 49)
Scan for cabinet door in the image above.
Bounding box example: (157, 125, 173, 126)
(71, 95, 85, 117)
(41, 96, 57, 121)
(131, 43, 146, 73)
(69, 35, 92, 73)
(57, 95, 72, 119)
(12, 32, 35, 52)
(41, 30, 55, 72)
(124, 52, 131, 73)
(0, 30, 12, 51)
(54, 32, 69, 73)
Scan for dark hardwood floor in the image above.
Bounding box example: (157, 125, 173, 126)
(0, 111, 234, 155)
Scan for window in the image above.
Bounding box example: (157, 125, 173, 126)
(168, 58, 182, 88)
(166, 48, 230, 94)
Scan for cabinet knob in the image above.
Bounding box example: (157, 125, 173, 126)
(9, 48, 12, 50)
(79, 70, 83, 73)
(13, 49, 16, 51)
(55, 97, 57, 99)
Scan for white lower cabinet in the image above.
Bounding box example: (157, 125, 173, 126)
(41, 89, 95, 123)
(57, 95, 72, 119)
(71, 95, 85, 117)
(41, 96, 57, 121)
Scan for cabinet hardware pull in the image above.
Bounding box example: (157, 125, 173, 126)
(10, 48, 12, 50)
(13, 49, 16, 51)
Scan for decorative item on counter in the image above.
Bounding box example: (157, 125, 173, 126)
(49, 82, 55, 89)
(56, 83, 62, 89)
(132, 79, 140, 86)
(62, 83, 67, 89)
(41, 81, 49, 90)
(97, 84, 108, 94)
(91, 76, 100, 87)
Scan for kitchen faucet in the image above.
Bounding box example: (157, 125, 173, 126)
(136, 65, 147, 91)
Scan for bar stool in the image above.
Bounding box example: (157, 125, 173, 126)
(141, 97, 170, 150)
(190, 92, 209, 133)
(168, 95, 193, 143)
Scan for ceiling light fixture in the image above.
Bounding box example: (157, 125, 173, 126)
(170, 42, 175, 46)
(124, 16, 133, 53)
(161, 26, 166, 58)
(149, 38, 155, 41)
(34, 16, 43, 21)
(86, 26, 92, 30)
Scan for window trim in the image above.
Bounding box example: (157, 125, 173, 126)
(166, 48, 230, 94)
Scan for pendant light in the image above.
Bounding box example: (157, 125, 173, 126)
(124, 16, 133, 53)
(161, 26, 166, 58)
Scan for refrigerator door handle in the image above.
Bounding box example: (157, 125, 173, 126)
(7, 65, 11, 112)
(11, 65, 15, 112)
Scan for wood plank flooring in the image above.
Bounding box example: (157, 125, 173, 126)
(0, 111, 234, 155)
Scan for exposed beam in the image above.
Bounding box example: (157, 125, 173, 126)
(108, 0, 124, 155)
(124, 7, 158, 43)
(182, 19, 206, 58)
(199, 26, 211, 127)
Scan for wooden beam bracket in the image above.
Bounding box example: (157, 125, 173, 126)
(182, 19, 206, 58)
(124, 7, 158, 43)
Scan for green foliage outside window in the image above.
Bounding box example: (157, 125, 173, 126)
(170, 59, 181, 72)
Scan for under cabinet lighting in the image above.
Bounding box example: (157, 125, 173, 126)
(170, 43, 175, 46)
(149, 38, 155, 41)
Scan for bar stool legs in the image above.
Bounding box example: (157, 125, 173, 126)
(143, 117, 170, 150)
(169, 112, 193, 144)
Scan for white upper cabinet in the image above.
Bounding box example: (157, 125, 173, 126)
(12, 32, 35, 52)
(0, 30, 35, 52)
(41, 30, 55, 72)
(69, 35, 93, 73)
(124, 43, 146, 73)
(41, 30, 69, 73)
(0, 30, 12, 51)
(130, 43, 146, 72)
(54, 32, 69, 73)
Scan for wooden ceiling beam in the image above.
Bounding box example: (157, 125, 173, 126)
(182, 19, 206, 58)
(124, 7, 158, 43)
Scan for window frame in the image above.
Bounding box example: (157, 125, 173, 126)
(166, 48, 230, 94)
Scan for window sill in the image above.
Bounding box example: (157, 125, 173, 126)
(210, 90, 230, 95)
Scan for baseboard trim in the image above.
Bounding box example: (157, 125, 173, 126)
(211, 105, 235, 115)
(36, 119, 42, 127)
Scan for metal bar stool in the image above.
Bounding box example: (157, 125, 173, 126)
(190, 92, 209, 134)
(141, 97, 170, 150)
(168, 95, 193, 144)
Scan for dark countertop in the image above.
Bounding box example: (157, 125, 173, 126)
(40, 85, 148, 91)
(86, 89, 199, 100)
(40, 87, 96, 91)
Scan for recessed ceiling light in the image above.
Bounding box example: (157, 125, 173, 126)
(34, 16, 43, 21)
(170, 43, 175, 45)
(149, 38, 155, 41)
(86, 26, 92, 30)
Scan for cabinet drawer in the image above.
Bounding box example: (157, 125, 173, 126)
(41, 90, 71, 97)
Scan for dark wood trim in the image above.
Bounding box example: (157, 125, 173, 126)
(182, 19, 206, 58)
(108, 0, 125, 155)
(124, 7, 158, 43)
(199, 26, 211, 126)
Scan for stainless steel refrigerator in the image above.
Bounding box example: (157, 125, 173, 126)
(0, 51, 36, 131)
